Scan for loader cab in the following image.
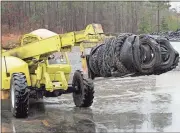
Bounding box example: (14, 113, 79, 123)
(47, 51, 72, 65)
(46, 52, 72, 82)
(48, 52, 68, 65)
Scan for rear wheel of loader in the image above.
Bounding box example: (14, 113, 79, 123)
(10, 73, 29, 118)
(72, 70, 94, 107)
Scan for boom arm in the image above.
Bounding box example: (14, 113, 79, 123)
(1, 23, 108, 92)
(2, 23, 105, 60)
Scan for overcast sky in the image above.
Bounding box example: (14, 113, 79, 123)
(170, 2, 180, 12)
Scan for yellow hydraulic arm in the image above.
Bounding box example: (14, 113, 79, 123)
(2, 23, 105, 92)
(2, 23, 105, 60)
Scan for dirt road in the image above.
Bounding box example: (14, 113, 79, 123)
(1, 47, 180, 133)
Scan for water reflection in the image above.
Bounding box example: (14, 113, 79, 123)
(0, 99, 176, 133)
(116, 112, 145, 131)
(28, 99, 46, 119)
(47, 107, 96, 133)
(1, 72, 180, 132)
(94, 112, 146, 132)
(150, 113, 172, 132)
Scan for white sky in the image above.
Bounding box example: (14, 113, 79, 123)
(170, 2, 180, 12)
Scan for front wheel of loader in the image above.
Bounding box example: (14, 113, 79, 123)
(10, 73, 29, 118)
(72, 70, 94, 107)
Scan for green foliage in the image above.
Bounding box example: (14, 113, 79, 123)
(161, 17, 169, 31)
(1, 1, 180, 34)
(139, 17, 151, 33)
(167, 16, 180, 31)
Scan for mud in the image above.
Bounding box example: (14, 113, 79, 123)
(1, 47, 180, 133)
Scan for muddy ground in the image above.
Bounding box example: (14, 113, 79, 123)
(1, 47, 180, 133)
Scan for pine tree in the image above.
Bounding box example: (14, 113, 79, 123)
(161, 17, 169, 31)
(139, 17, 151, 33)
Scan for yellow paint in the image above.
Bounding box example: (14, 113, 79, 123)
(1, 23, 112, 93)
(2, 56, 31, 90)
(82, 57, 88, 74)
(42, 120, 50, 127)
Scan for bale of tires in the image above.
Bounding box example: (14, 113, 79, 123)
(150, 29, 180, 41)
(88, 33, 179, 78)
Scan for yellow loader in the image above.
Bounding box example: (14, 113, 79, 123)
(1, 23, 106, 118)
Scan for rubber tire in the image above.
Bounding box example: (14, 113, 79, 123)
(72, 70, 94, 107)
(119, 35, 137, 72)
(173, 50, 179, 67)
(140, 37, 161, 70)
(133, 35, 161, 74)
(88, 44, 103, 76)
(88, 69, 95, 80)
(86, 55, 95, 80)
(10, 73, 29, 118)
(156, 38, 176, 70)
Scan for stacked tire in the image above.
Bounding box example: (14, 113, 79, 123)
(88, 33, 179, 78)
(150, 29, 180, 41)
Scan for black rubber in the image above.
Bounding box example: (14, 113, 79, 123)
(86, 55, 95, 80)
(10, 73, 29, 118)
(150, 29, 180, 41)
(155, 38, 176, 71)
(119, 34, 137, 72)
(88, 68, 95, 80)
(87, 33, 179, 78)
(137, 35, 161, 74)
(72, 70, 94, 107)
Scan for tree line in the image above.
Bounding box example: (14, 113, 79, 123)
(1, 1, 180, 35)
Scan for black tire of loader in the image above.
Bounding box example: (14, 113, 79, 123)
(72, 70, 94, 107)
(10, 73, 29, 118)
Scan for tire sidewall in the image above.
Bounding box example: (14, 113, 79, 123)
(9, 73, 29, 118)
(156, 39, 176, 70)
(10, 75, 16, 115)
(72, 71, 85, 107)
